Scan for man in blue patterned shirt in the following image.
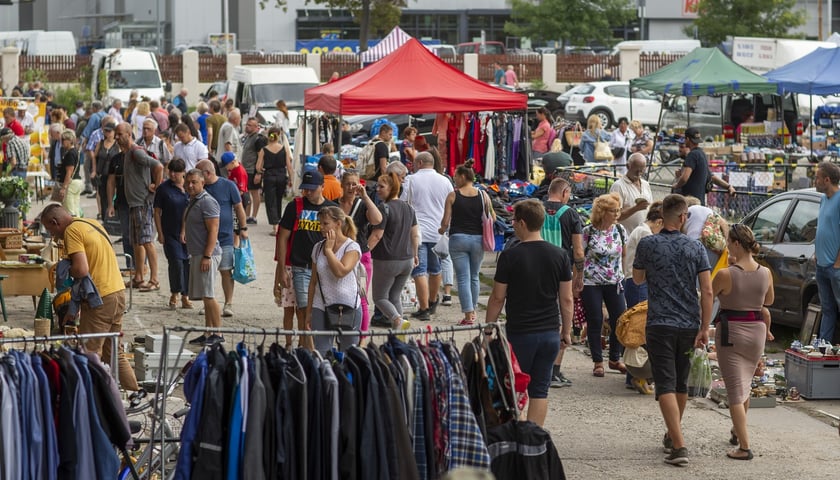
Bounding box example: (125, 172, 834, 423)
(633, 193, 713, 467)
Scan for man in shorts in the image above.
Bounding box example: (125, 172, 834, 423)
(184, 169, 223, 345)
(633, 193, 713, 466)
(197, 159, 248, 317)
(115, 122, 163, 291)
(240, 117, 267, 224)
(485, 199, 573, 427)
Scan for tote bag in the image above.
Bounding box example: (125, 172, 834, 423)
(479, 191, 496, 252)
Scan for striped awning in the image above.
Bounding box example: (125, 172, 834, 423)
(359, 26, 412, 64)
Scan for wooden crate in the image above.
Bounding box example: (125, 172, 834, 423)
(0, 229, 22, 249)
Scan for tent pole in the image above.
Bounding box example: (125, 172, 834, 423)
(647, 92, 668, 181)
(810, 93, 815, 161)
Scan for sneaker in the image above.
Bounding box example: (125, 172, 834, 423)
(222, 304, 234, 317)
(396, 319, 411, 342)
(664, 447, 688, 466)
(557, 372, 573, 386)
(81, 188, 93, 195)
(188, 334, 208, 345)
(411, 308, 430, 320)
(206, 334, 225, 344)
(246, 217, 257, 225)
(371, 315, 392, 328)
(457, 318, 475, 326)
(428, 296, 440, 315)
(662, 434, 674, 454)
(198, 308, 205, 315)
(441, 295, 452, 306)
(86, 192, 97, 199)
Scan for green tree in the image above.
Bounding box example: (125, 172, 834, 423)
(504, 0, 635, 47)
(686, 0, 806, 45)
(259, 0, 406, 51)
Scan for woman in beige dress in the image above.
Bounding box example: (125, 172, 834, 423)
(712, 224, 774, 461)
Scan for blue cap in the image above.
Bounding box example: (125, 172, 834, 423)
(220, 151, 236, 167)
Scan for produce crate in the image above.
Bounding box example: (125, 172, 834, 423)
(785, 349, 840, 399)
(133, 346, 195, 385)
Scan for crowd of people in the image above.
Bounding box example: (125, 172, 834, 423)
(0, 79, 800, 467)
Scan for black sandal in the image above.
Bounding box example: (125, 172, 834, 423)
(729, 429, 738, 446)
(726, 447, 753, 460)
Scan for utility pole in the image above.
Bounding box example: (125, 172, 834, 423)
(638, 0, 646, 41)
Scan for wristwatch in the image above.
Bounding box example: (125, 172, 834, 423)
(202, 255, 211, 259)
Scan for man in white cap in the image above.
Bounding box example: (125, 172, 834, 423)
(16, 100, 35, 135)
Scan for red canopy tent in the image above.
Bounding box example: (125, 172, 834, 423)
(305, 38, 527, 114)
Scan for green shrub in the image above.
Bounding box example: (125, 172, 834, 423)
(53, 85, 90, 110)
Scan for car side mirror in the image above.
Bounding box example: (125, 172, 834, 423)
(164, 80, 172, 93)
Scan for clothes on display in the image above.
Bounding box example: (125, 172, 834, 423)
(175, 334, 493, 480)
(0, 337, 132, 480)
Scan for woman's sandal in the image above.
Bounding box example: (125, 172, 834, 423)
(593, 364, 605, 377)
(139, 280, 160, 292)
(726, 447, 753, 460)
(608, 360, 628, 374)
(729, 429, 738, 446)
(168, 294, 177, 310)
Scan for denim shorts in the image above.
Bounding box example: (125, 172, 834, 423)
(506, 329, 561, 399)
(291, 266, 312, 307)
(411, 242, 442, 277)
(219, 245, 234, 271)
(646, 324, 698, 398)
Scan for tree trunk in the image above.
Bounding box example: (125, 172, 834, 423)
(359, 0, 371, 52)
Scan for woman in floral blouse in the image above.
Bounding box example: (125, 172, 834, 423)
(580, 192, 628, 377)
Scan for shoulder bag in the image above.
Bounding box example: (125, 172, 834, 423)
(594, 132, 613, 161)
(317, 242, 359, 330)
(479, 190, 496, 252)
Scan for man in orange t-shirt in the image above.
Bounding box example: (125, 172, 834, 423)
(318, 154, 342, 201)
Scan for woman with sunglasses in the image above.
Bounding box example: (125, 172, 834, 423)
(711, 224, 773, 461)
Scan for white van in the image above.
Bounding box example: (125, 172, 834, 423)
(227, 65, 319, 133)
(0, 30, 76, 55)
(90, 48, 166, 104)
(610, 39, 701, 55)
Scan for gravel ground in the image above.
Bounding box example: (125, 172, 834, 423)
(4, 194, 839, 478)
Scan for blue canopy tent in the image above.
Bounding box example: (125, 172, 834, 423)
(764, 47, 840, 149)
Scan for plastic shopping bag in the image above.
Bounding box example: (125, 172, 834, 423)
(687, 348, 712, 398)
(233, 238, 257, 284)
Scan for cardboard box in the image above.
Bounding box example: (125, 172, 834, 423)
(133, 346, 195, 384)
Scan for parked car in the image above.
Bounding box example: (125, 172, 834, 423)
(172, 44, 217, 55)
(344, 113, 437, 140)
(201, 81, 228, 102)
(563, 81, 662, 128)
(429, 44, 457, 57)
(456, 41, 505, 55)
(740, 188, 820, 329)
(557, 84, 595, 114)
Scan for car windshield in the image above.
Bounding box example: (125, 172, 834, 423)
(251, 84, 315, 108)
(109, 70, 161, 89)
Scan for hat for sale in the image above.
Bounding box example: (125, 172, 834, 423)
(16, 100, 27, 110)
(220, 151, 236, 167)
(300, 170, 324, 190)
(684, 127, 702, 143)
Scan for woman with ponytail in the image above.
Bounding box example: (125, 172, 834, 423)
(307, 206, 362, 353)
(368, 172, 419, 331)
(256, 126, 293, 235)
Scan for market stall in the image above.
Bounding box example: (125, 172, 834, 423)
(765, 47, 840, 156)
(304, 37, 530, 180)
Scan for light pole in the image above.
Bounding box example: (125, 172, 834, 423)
(638, 0, 646, 41)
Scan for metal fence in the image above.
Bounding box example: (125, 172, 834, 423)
(639, 53, 686, 76)
(556, 54, 619, 83)
(319, 53, 361, 82)
(198, 54, 227, 82)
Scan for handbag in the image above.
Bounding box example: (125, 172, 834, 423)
(433, 232, 449, 259)
(317, 242, 359, 330)
(594, 138, 613, 161)
(479, 191, 496, 252)
(233, 238, 257, 284)
(564, 122, 582, 147)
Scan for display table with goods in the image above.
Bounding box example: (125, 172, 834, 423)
(785, 348, 840, 400)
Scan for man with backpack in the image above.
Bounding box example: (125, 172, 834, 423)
(357, 123, 393, 185)
(542, 177, 584, 388)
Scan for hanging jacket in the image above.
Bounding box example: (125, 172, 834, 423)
(191, 345, 227, 480)
(31, 354, 59, 480)
(173, 350, 208, 480)
(487, 420, 565, 480)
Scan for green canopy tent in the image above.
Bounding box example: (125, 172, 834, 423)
(628, 47, 777, 176)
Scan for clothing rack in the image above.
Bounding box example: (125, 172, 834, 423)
(0, 331, 121, 384)
(149, 322, 498, 479)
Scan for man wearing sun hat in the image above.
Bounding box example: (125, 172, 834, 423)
(15, 99, 35, 135)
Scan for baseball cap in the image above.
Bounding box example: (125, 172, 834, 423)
(300, 170, 324, 190)
(676, 136, 686, 145)
(684, 127, 702, 143)
(0, 127, 12, 138)
(102, 122, 116, 132)
(220, 151, 236, 167)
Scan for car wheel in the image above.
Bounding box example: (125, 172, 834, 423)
(591, 109, 613, 129)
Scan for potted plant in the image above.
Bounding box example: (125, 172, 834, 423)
(0, 176, 31, 229)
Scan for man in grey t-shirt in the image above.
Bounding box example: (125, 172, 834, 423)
(115, 122, 164, 292)
(183, 169, 223, 345)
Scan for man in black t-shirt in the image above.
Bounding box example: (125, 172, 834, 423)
(106, 151, 134, 269)
(275, 171, 338, 348)
(373, 124, 393, 180)
(486, 199, 573, 427)
(543, 178, 584, 388)
(672, 127, 709, 205)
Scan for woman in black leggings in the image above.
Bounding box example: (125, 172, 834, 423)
(255, 126, 292, 235)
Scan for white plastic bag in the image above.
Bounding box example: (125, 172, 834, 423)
(687, 348, 712, 398)
(432, 233, 449, 259)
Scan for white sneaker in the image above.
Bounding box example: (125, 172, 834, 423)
(198, 308, 205, 315)
(223, 304, 234, 317)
